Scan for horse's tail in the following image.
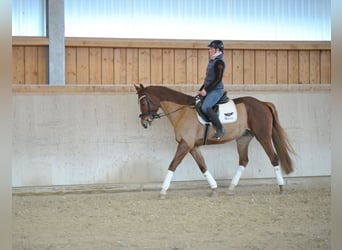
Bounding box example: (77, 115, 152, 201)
(266, 102, 295, 174)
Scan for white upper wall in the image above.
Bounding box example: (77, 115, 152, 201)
(12, 0, 331, 41)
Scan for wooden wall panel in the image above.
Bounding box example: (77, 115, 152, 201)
(310, 50, 320, 84)
(162, 49, 174, 84)
(299, 51, 310, 84)
(244, 50, 255, 84)
(37, 47, 47, 84)
(66, 48, 77, 84)
(320, 50, 331, 83)
(288, 51, 299, 84)
(101, 48, 114, 84)
(174, 49, 186, 84)
(12, 46, 25, 84)
(197, 50, 208, 85)
(255, 50, 266, 84)
(186, 49, 198, 84)
(232, 50, 244, 84)
(150, 49, 162, 84)
(114, 48, 126, 84)
(224, 50, 233, 84)
(139, 48, 151, 84)
(277, 51, 288, 84)
(89, 48, 102, 84)
(25, 47, 38, 84)
(76, 48, 89, 84)
(126, 48, 138, 84)
(266, 50, 277, 84)
(12, 38, 330, 86)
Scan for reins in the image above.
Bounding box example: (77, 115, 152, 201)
(154, 105, 190, 119)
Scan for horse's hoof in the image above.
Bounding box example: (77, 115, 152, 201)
(209, 190, 219, 198)
(227, 184, 236, 196)
(159, 189, 167, 200)
(227, 189, 236, 196)
(159, 194, 166, 200)
(279, 189, 287, 195)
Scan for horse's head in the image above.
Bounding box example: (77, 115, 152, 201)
(135, 84, 161, 128)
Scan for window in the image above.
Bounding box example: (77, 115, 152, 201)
(64, 0, 331, 40)
(13, 0, 331, 40)
(12, 0, 46, 36)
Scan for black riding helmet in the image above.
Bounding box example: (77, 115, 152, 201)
(208, 40, 224, 51)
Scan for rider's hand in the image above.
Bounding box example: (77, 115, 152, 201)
(199, 89, 207, 96)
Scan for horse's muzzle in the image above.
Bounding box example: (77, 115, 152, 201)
(140, 115, 153, 128)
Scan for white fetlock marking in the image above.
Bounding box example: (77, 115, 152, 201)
(203, 171, 218, 189)
(160, 189, 167, 195)
(161, 170, 174, 191)
(274, 166, 285, 186)
(231, 165, 245, 186)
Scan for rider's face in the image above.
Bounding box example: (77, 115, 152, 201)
(208, 47, 217, 57)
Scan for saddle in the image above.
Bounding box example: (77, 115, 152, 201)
(195, 91, 229, 122)
(195, 92, 237, 145)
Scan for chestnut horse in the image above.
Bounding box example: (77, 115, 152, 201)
(135, 84, 294, 199)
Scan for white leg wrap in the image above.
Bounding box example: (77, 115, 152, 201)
(231, 165, 245, 186)
(274, 166, 285, 186)
(203, 171, 218, 189)
(161, 170, 174, 191)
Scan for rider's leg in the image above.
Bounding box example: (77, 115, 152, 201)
(205, 108, 226, 139)
(201, 89, 226, 140)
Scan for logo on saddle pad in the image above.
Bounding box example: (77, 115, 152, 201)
(197, 99, 237, 125)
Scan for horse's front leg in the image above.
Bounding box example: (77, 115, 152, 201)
(190, 147, 218, 198)
(159, 139, 191, 199)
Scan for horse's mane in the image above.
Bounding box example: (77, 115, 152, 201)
(146, 86, 196, 105)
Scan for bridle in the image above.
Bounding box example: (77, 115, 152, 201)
(138, 93, 161, 120)
(138, 91, 192, 121)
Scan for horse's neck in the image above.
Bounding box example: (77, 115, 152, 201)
(149, 86, 193, 105)
(159, 101, 189, 126)
(149, 86, 195, 126)
(159, 101, 183, 115)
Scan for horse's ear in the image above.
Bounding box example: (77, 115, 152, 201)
(134, 83, 144, 92)
(134, 84, 142, 92)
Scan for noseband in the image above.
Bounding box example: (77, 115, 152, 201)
(138, 93, 161, 120)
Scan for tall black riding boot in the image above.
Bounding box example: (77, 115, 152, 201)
(206, 108, 226, 140)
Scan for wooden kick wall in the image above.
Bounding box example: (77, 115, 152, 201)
(12, 37, 331, 86)
(12, 37, 49, 85)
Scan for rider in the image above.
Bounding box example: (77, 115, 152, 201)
(198, 40, 226, 140)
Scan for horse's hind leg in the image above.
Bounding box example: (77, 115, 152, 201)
(190, 147, 218, 197)
(228, 132, 254, 195)
(256, 137, 285, 194)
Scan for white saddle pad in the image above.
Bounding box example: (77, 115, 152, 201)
(197, 99, 237, 125)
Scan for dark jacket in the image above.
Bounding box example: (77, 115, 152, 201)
(199, 53, 225, 92)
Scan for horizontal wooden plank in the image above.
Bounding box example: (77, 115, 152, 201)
(12, 36, 330, 50)
(12, 36, 49, 46)
(65, 37, 331, 50)
(12, 84, 331, 94)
